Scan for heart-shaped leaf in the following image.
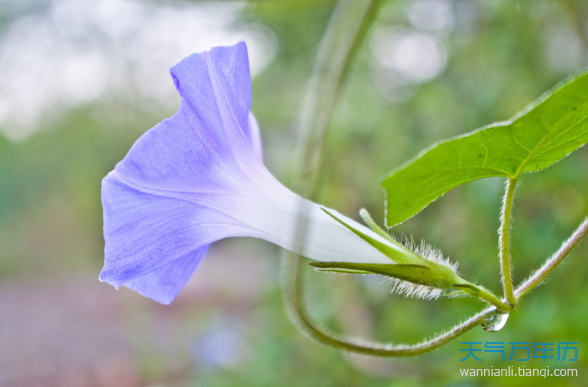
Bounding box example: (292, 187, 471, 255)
(381, 70, 588, 226)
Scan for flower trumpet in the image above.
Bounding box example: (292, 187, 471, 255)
(100, 42, 465, 304)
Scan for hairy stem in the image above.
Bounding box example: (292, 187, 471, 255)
(282, 252, 495, 356)
(295, 0, 381, 198)
(499, 178, 518, 306)
(516, 217, 588, 298)
(283, 214, 588, 357)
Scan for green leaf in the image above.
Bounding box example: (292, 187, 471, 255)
(381, 70, 588, 226)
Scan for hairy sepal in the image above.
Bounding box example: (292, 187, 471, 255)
(316, 208, 471, 299)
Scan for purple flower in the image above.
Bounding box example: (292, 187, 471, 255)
(100, 42, 413, 304)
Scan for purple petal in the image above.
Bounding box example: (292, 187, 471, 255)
(247, 112, 263, 160)
(100, 176, 254, 286)
(123, 247, 208, 305)
(114, 42, 262, 194)
(171, 42, 251, 148)
(101, 42, 267, 302)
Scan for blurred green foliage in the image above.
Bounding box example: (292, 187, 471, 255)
(1, 0, 588, 386)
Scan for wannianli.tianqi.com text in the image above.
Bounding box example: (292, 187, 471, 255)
(460, 366, 578, 377)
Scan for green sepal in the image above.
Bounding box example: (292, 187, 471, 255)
(310, 261, 460, 290)
(320, 207, 470, 289)
(321, 207, 421, 265)
(313, 267, 378, 275)
(358, 208, 396, 243)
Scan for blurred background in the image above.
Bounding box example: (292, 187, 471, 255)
(1, 0, 588, 386)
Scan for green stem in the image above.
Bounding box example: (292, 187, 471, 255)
(499, 178, 518, 307)
(295, 0, 382, 198)
(284, 214, 588, 358)
(282, 252, 495, 356)
(284, 213, 588, 357)
(478, 288, 511, 313)
(454, 281, 512, 313)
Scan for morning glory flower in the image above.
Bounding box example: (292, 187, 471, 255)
(100, 42, 458, 304)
